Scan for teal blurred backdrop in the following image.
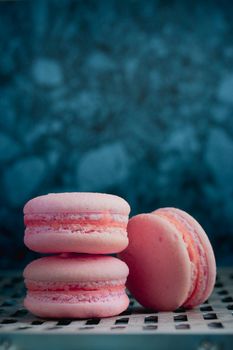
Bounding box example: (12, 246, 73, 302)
(0, 0, 233, 267)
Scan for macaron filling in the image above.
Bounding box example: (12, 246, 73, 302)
(25, 212, 128, 225)
(25, 278, 127, 291)
(25, 279, 127, 304)
(24, 212, 128, 236)
(154, 208, 208, 307)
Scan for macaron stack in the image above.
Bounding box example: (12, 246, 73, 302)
(23, 192, 130, 318)
(23, 192, 216, 317)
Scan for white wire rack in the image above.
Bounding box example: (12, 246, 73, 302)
(0, 268, 232, 350)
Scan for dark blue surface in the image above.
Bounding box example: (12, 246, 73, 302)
(0, 0, 233, 267)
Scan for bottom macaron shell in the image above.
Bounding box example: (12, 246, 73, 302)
(119, 214, 192, 311)
(24, 294, 129, 318)
(24, 232, 128, 254)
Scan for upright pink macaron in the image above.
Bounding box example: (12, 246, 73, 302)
(119, 208, 216, 311)
(24, 254, 129, 318)
(24, 192, 130, 254)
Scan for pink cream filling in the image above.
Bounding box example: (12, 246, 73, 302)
(25, 279, 126, 304)
(155, 209, 208, 307)
(24, 213, 128, 235)
(25, 278, 127, 291)
(25, 226, 127, 236)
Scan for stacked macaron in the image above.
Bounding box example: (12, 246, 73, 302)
(23, 193, 130, 318)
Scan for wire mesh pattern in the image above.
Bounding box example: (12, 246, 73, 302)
(0, 268, 233, 334)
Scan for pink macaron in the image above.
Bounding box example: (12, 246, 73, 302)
(119, 207, 216, 311)
(24, 192, 130, 254)
(24, 254, 129, 318)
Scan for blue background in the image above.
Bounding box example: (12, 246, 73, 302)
(0, 0, 233, 267)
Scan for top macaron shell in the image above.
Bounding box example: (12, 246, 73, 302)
(24, 254, 129, 282)
(24, 192, 130, 254)
(24, 192, 130, 215)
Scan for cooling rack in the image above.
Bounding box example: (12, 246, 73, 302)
(0, 268, 232, 350)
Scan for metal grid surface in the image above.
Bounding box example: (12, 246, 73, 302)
(0, 268, 232, 336)
(0, 268, 232, 350)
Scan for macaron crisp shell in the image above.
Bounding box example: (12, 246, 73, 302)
(119, 208, 216, 311)
(24, 192, 130, 254)
(24, 254, 129, 318)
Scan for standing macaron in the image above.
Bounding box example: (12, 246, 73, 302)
(24, 192, 130, 254)
(24, 254, 129, 318)
(119, 208, 216, 311)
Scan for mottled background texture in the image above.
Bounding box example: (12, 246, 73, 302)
(0, 0, 233, 268)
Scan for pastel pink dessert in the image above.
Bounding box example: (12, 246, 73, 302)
(24, 254, 129, 318)
(119, 208, 216, 311)
(24, 192, 130, 254)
